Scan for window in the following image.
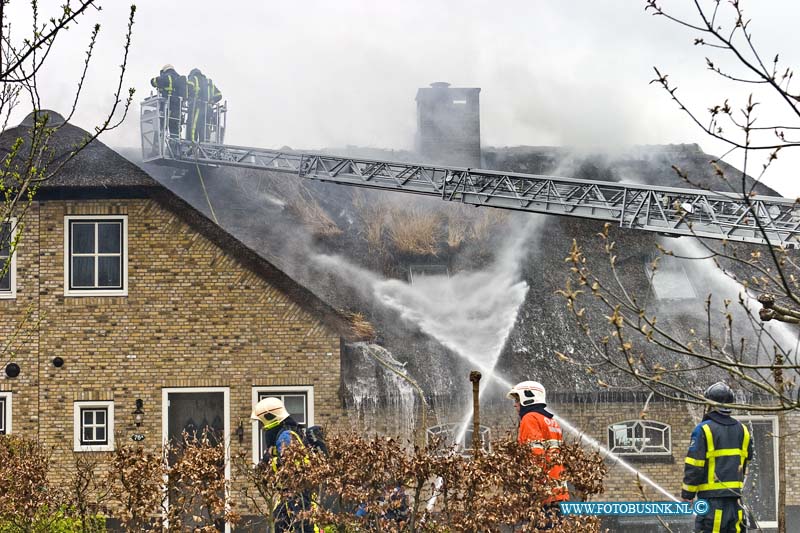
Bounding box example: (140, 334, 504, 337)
(251, 386, 314, 463)
(73, 401, 114, 451)
(0, 219, 18, 298)
(645, 255, 697, 301)
(408, 264, 449, 284)
(64, 216, 127, 296)
(739, 416, 779, 528)
(608, 420, 671, 456)
(0, 392, 11, 434)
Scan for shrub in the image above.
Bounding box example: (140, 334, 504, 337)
(0, 506, 102, 533)
(0, 435, 60, 531)
(239, 432, 606, 532)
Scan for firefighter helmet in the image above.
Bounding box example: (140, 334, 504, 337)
(161, 64, 175, 72)
(250, 397, 290, 429)
(507, 381, 546, 407)
(704, 381, 734, 413)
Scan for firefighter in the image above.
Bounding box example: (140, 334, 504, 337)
(682, 381, 753, 533)
(185, 68, 207, 143)
(251, 397, 318, 533)
(507, 381, 568, 525)
(204, 77, 222, 142)
(185, 68, 223, 143)
(149, 64, 185, 138)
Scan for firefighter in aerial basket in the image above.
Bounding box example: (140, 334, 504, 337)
(682, 381, 753, 533)
(150, 64, 186, 138)
(508, 380, 569, 526)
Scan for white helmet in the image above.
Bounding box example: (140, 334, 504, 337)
(507, 381, 546, 407)
(161, 64, 175, 72)
(250, 397, 289, 429)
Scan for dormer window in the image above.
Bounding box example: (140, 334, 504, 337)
(64, 216, 127, 296)
(408, 265, 449, 284)
(645, 255, 697, 301)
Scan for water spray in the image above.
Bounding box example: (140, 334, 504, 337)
(317, 223, 680, 502)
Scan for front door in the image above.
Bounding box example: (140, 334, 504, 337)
(163, 388, 229, 532)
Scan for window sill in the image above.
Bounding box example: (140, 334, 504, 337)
(74, 444, 114, 452)
(606, 454, 674, 464)
(65, 289, 127, 297)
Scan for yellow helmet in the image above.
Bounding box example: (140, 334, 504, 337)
(251, 397, 290, 429)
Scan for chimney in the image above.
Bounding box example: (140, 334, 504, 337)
(415, 82, 481, 167)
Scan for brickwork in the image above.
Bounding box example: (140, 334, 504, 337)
(554, 399, 703, 502)
(0, 203, 40, 436)
(476, 394, 794, 513)
(552, 397, 793, 525)
(3, 197, 343, 510)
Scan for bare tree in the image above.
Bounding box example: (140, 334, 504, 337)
(0, 0, 135, 370)
(561, 2, 800, 530)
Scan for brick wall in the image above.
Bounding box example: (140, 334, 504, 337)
(3, 197, 343, 510)
(1, 203, 40, 436)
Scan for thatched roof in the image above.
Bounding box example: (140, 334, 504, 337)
(1, 111, 361, 341)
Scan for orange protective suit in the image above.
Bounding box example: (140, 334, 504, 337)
(518, 410, 569, 504)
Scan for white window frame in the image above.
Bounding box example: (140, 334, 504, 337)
(739, 415, 779, 529)
(0, 392, 11, 434)
(73, 400, 114, 452)
(64, 215, 128, 297)
(251, 385, 315, 464)
(607, 420, 672, 456)
(0, 217, 18, 299)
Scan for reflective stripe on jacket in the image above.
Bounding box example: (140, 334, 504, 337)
(682, 413, 752, 500)
(206, 79, 222, 103)
(270, 429, 325, 533)
(519, 411, 568, 503)
(150, 69, 186, 99)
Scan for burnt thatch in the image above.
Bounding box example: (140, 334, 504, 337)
(130, 140, 794, 403)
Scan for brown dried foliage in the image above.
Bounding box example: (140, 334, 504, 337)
(240, 432, 606, 532)
(2, 432, 605, 531)
(106, 431, 238, 532)
(108, 444, 164, 531)
(0, 435, 62, 531)
(164, 433, 238, 531)
(63, 451, 112, 532)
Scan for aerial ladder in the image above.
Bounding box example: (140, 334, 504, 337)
(140, 95, 800, 248)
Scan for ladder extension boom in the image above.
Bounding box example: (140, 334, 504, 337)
(140, 97, 800, 248)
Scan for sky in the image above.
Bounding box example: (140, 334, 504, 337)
(7, 1, 800, 196)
